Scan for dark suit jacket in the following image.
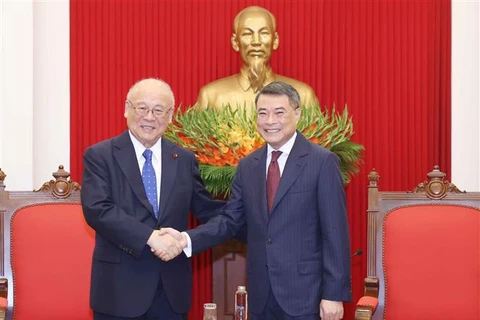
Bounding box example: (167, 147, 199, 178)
(81, 131, 224, 317)
(187, 132, 351, 316)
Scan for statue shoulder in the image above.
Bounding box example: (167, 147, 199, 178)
(196, 74, 241, 108)
(199, 75, 239, 93)
(275, 75, 314, 92)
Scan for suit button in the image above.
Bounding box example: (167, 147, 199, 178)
(266, 238, 272, 245)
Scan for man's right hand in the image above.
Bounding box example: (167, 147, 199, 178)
(159, 227, 188, 247)
(147, 229, 184, 261)
(147, 228, 187, 261)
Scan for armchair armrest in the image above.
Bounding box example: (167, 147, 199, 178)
(354, 277, 379, 320)
(355, 296, 379, 320)
(0, 278, 7, 320)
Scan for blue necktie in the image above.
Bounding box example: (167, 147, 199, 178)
(142, 149, 158, 218)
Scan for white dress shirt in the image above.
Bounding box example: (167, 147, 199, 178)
(128, 131, 162, 207)
(265, 131, 297, 177)
(183, 132, 298, 258)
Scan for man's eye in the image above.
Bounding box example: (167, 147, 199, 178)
(153, 109, 163, 114)
(138, 107, 148, 112)
(275, 111, 285, 116)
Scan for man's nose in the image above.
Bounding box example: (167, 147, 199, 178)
(266, 113, 277, 123)
(145, 109, 156, 120)
(251, 33, 261, 45)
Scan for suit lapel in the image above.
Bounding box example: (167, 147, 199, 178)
(251, 146, 269, 223)
(113, 131, 155, 215)
(270, 133, 309, 214)
(159, 139, 178, 220)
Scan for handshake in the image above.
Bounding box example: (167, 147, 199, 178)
(147, 227, 188, 261)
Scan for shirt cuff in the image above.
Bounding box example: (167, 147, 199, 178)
(182, 231, 192, 257)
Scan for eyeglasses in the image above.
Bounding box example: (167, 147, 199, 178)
(126, 100, 173, 118)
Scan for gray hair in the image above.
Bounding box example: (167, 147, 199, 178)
(126, 78, 175, 108)
(255, 81, 301, 110)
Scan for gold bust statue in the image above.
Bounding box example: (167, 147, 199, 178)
(195, 6, 318, 111)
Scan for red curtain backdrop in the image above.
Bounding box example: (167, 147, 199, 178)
(70, 1, 451, 319)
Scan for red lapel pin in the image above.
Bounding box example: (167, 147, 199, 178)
(172, 153, 178, 159)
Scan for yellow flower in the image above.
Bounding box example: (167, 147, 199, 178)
(165, 104, 363, 196)
(217, 143, 230, 154)
(241, 136, 256, 149)
(227, 127, 245, 145)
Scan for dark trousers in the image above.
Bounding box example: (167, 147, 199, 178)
(94, 276, 186, 320)
(250, 286, 319, 320)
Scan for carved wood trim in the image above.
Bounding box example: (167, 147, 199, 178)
(0, 169, 5, 186)
(366, 169, 379, 277)
(410, 165, 465, 199)
(367, 168, 379, 187)
(34, 165, 81, 199)
(354, 307, 373, 320)
(0, 170, 6, 278)
(364, 277, 379, 298)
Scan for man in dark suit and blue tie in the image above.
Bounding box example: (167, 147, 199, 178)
(81, 78, 224, 319)
(161, 81, 352, 320)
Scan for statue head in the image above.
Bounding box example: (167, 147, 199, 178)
(231, 6, 279, 92)
(195, 6, 317, 110)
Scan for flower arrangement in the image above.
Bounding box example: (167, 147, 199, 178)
(165, 105, 363, 196)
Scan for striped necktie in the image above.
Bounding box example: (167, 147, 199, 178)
(267, 151, 282, 213)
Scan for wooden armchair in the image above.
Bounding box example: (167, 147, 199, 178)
(355, 166, 480, 320)
(0, 166, 94, 320)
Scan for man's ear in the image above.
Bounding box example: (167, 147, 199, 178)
(273, 32, 279, 50)
(231, 34, 240, 52)
(124, 100, 130, 118)
(294, 106, 301, 122)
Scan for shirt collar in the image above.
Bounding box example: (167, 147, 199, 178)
(128, 130, 162, 162)
(267, 131, 297, 157)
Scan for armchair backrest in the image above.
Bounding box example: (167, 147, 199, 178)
(0, 166, 94, 320)
(364, 166, 479, 320)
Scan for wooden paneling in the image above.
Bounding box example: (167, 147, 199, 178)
(212, 239, 247, 319)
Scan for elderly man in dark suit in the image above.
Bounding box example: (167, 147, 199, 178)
(161, 81, 351, 320)
(81, 78, 224, 320)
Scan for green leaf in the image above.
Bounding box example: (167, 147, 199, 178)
(165, 104, 364, 195)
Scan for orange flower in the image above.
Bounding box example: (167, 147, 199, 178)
(180, 136, 195, 145)
(164, 104, 363, 196)
(197, 154, 210, 164)
(218, 143, 229, 154)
